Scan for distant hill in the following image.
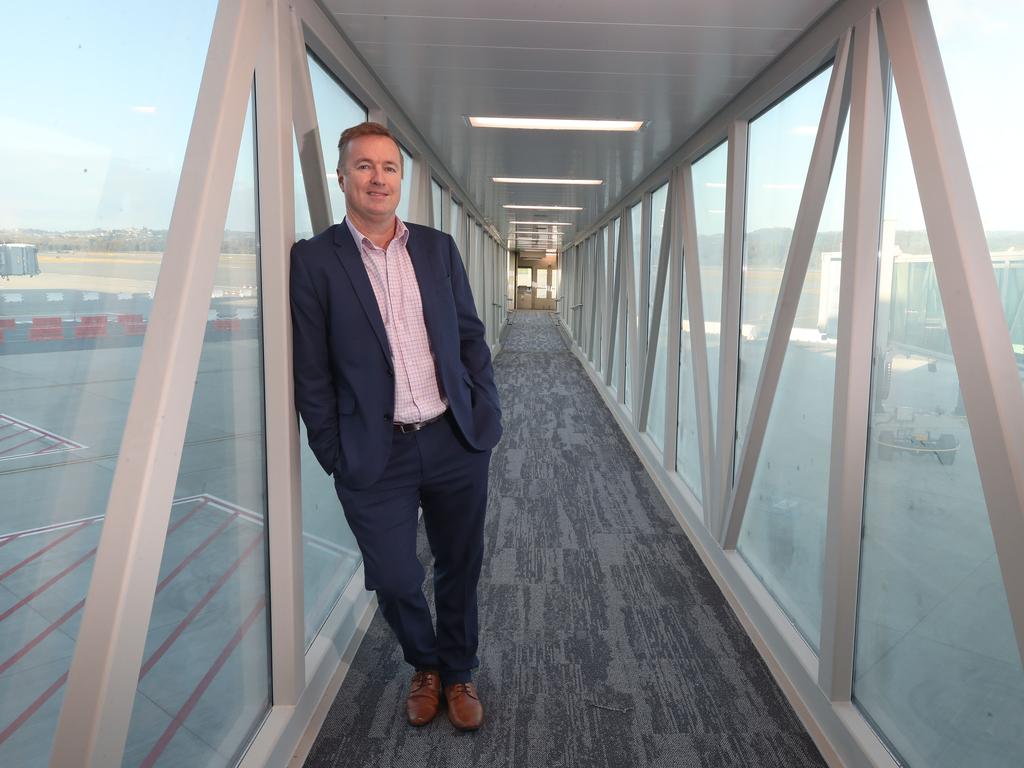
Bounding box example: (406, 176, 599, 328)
(696, 228, 1024, 265)
(0, 228, 257, 254)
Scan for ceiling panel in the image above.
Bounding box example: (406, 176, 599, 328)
(322, 0, 837, 246)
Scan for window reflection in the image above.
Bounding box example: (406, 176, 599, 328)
(853, 7, 1024, 764)
(0, 2, 217, 764)
(647, 183, 670, 453)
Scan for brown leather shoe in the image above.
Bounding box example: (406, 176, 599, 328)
(444, 682, 483, 731)
(406, 670, 441, 726)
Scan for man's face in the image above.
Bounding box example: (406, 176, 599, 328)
(338, 134, 402, 225)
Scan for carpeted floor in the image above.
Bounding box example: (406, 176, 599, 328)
(304, 310, 826, 768)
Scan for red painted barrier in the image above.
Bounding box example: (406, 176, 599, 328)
(74, 316, 108, 339)
(213, 318, 240, 332)
(117, 314, 146, 336)
(28, 317, 63, 341)
(0, 319, 15, 329)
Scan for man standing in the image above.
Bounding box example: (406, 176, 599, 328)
(290, 122, 501, 730)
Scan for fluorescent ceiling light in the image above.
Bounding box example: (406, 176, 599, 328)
(504, 204, 583, 211)
(493, 177, 602, 185)
(469, 116, 643, 132)
(508, 220, 572, 226)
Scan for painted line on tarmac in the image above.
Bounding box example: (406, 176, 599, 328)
(138, 532, 263, 678)
(0, 413, 86, 462)
(0, 522, 91, 583)
(0, 500, 212, 675)
(0, 498, 237, 745)
(185, 491, 353, 558)
(140, 596, 266, 768)
(0, 514, 104, 542)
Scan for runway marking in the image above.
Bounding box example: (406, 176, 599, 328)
(0, 414, 86, 462)
(0, 498, 257, 747)
(140, 596, 266, 768)
(181, 492, 354, 558)
(0, 500, 210, 675)
(0, 521, 91, 583)
(137, 532, 263, 678)
(0, 492, 358, 751)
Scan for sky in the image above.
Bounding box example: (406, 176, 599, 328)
(0, 0, 1020, 237)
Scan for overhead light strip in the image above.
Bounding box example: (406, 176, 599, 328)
(504, 204, 583, 211)
(508, 220, 572, 226)
(469, 116, 644, 132)
(493, 177, 603, 185)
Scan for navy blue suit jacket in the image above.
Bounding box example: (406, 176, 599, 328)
(290, 221, 502, 490)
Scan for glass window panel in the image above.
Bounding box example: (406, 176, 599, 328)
(737, 121, 848, 650)
(473, 224, 484, 318)
(307, 52, 367, 227)
(123, 90, 270, 768)
(397, 146, 412, 223)
(932, 0, 1024, 363)
(691, 142, 729, 431)
(631, 201, 644, 337)
(293, 137, 314, 240)
(607, 222, 621, 396)
(450, 201, 463, 257)
(676, 268, 702, 500)
(853, 23, 1024, 767)
(431, 179, 442, 230)
(596, 236, 606, 370)
(294, 133, 360, 650)
(0, 2, 217, 763)
(647, 183, 670, 453)
(735, 67, 832, 477)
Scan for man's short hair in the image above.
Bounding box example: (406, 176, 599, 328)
(337, 122, 403, 175)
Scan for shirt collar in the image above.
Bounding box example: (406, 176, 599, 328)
(345, 216, 409, 252)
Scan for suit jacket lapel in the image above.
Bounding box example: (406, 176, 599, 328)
(332, 224, 393, 366)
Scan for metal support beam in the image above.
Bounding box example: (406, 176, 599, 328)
(681, 163, 717, 526)
(723, 31, 853, 549)
(290, 15, 332, 235)
(819, 9, 887, 701)
(258, 0, 305, 707)
(621, 211, 640, 414)
(639, 174, 676, 434)
(604, 225, 621, 389)
(882, 0, 1024, 667)
(714, 120, 749, 542)
(407, 155, 433, 227)
(50, 1, 267, 764)
(663, 168, 685, 473)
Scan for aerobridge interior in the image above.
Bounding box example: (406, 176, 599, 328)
(2, 1, 1022, 767)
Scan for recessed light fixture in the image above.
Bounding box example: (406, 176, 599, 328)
(504, 204, 583, 211)
(469, 116, 644, 132)
(508, 220, 572, 226)
(493, 177, 603, 185)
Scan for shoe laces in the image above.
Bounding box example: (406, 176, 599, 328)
(411, 670, 438, 691)
(448, 682, 478, 700)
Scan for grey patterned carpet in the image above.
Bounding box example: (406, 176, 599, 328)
(304, 310, 826, 768)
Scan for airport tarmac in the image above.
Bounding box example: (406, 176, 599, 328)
(1, 255, 361, 767)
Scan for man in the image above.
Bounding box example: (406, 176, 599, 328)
(290, 122, 501, 731)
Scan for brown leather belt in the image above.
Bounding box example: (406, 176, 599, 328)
(393, 411, 446, 434)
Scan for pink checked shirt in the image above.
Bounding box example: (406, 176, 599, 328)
(345, 217, 447, 424)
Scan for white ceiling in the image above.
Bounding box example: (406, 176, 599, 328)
(324, 0, 837, 249)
